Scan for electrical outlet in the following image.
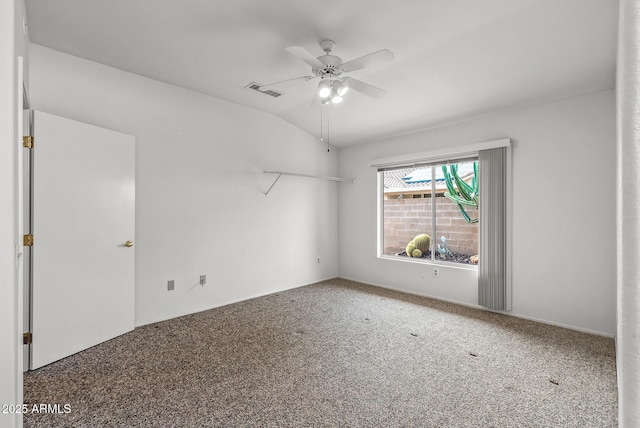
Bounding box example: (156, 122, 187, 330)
(317, 258, 320, 264)
(200, 275, 206, 286)
(433, 268, 440, 278)
(167, 280, 174, 291)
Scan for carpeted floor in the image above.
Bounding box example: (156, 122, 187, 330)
(23, 278, 618, 427)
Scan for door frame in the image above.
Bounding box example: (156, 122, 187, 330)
(22, 73, 31, 372)
(17, 56, 26, 378)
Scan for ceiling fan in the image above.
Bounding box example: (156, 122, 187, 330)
(262, 40, 395, 105)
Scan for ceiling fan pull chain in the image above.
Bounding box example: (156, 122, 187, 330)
(320, 106, 324, 144)
(327, 105, 330, 152)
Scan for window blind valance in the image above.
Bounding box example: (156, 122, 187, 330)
(370, 138, 510, 171)
(376, 155, 478, 172)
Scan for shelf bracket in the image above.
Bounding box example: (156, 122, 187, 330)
(264, 172, 283, 196)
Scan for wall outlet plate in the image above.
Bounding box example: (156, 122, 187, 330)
(433, 268, 440, 278)
(168, 280, 175, 291)
(200, 275, 206, 286)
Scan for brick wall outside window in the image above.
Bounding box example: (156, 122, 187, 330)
(383, 196, 479, 256)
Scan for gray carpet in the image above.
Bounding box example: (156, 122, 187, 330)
(24, 278, 618, 427)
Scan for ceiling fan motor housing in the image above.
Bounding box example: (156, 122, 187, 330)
(313, 55, 344, 79)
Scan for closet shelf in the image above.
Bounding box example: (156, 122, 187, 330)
(263, 171, 355, 196)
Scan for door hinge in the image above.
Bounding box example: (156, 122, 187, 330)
(23, 234, 34, 246)
(23, 332, 32, 345)
(23, 136, 33, 148)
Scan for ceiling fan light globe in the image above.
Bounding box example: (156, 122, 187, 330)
(333, 81, 349, 97)
(332, 95, 343, 104)
(318, 80, 332, 98)
(319, 87, 332, 98)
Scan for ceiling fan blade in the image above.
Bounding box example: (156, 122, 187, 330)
(341, 49, 395, 72)
(343, 77, 387, 99)
(285, 46, 324, 69)
(258, 75, 316, 89)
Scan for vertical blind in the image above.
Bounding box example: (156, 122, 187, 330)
(478, 147, 510, 310)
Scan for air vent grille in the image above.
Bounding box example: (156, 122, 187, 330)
(246, 82, 283, 98)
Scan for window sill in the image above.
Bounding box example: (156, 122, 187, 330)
(378, 254, 479, 272)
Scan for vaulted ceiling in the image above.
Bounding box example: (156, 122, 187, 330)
(24, 0, 618, 147)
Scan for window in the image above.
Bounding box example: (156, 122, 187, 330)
(373, 139, 511, 310)
(380, 159, 479, 265)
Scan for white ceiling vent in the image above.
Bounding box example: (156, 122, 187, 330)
(245, 82, 284, 98)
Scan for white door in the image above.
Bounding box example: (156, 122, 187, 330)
(31, 111, 135, 369)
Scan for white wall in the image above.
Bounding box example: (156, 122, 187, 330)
(616, 0, 640, 425)
(338, 90, 616, 336)
(0, 2, 17, 426)
(29, 44, 338, 327)
(1, 1, 28, 427)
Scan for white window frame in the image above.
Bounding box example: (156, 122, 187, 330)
(372, 138, 511, 271)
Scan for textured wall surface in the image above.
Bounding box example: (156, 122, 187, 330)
(616, 1, 640, 426)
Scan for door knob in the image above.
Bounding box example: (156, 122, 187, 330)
(124, 240, 134, 247)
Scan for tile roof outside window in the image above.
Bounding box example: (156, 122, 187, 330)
(383, 163, 475, 195)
